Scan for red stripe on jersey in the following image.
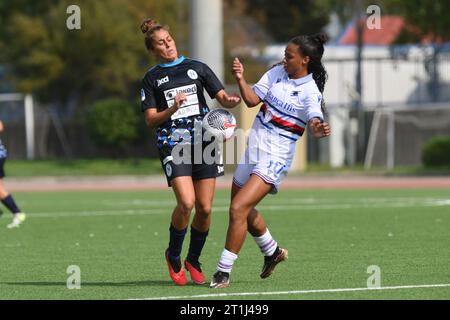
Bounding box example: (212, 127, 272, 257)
(271, 115, 305, 135)
(261, 104, 304, 136)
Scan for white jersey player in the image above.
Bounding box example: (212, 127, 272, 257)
(234, 64, 325, 193)
(211, 34, 331, 289)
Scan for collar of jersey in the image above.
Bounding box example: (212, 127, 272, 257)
(287, 73, 313, 86)
(159, 56, 185, 68)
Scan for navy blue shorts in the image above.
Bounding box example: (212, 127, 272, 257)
(158, 140, 224, 187)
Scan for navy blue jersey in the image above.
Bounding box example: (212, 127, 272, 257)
(141, 56, 224, 150)
(0, 139, 7, 159)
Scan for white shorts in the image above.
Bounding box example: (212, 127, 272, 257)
(232, 148, 290, 194)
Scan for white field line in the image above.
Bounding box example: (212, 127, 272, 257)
(99, 197, 450, 207)
(128, 283, 450, 300)
(18, 198, 450, 218)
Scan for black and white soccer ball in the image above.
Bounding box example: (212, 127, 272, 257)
(202, 109, 237, 142)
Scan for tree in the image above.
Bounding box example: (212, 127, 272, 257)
(387, 0, 450, 42)
(87, 98, 139, 151)
(387, 0, 450, 102)
(244, 0, 332, 42)
(0, 0, 188, 113)
(0, 0, 189, 158)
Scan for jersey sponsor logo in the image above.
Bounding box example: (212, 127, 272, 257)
(164, 84, 197, 100)
(267, 91, 295, 113)
(157, 76, 169, 87)
(187, 69, 198, 80)
(141, 89, 146, 101)
(164, 84, 200, 120)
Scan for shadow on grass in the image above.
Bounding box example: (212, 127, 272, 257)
(1, 280, 177, 287)
(2, 279, 257, 288)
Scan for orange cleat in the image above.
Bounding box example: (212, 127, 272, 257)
(165, 249, 187, 286)
(184, 259, 205, 285)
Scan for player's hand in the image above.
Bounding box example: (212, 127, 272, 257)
(226, 93, 241, 108)
(173, 93, 187, 110)
(308, 118, 331, 138)
(232, 57, 244, 81)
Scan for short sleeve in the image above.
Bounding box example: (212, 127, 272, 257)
(201, 63, 225, 99)
(141, 76, 157, 112)
(252, 65, 283, 100)
(303, 92, 324, 122)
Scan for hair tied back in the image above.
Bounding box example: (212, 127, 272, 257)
(310, 33, 328, 46)
(141, 19, 159, 34)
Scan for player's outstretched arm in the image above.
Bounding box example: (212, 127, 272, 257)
(0, 120, 4, 133)
(308, 118, 331, 138)
(232, 57, 261, 108)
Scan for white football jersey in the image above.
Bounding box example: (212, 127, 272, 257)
(234, 65, 325, 193)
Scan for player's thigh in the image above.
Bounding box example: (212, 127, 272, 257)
(232, 161, 254, 200)
(193, 178, 216, 212)
(230, 182, 241, 201)
(230, 174, 272, 215)
(171, 176, 196, 210)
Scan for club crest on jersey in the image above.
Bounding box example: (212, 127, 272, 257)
(165, 163, 173, 177)
(157, 76, 169, 87)
(187, 69, 198, 80)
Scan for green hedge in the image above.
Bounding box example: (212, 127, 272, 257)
(422, 136, 450, 167)
(87, 98, 139, 148)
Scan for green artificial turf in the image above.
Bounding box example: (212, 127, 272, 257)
(0, 188, 449, 300)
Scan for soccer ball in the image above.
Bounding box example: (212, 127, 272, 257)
(202, 109, 237, 142)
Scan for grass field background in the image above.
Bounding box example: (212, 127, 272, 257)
(0, 188, 449, 300)
(6, 159, 450, 177)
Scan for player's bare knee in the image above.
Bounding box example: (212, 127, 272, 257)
(196, 203, 212, 217)
(229, 202, 248, 223)
(177, 199, 195, 216)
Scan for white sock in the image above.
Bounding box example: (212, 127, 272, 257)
(253, 229, 278, 256)
(217, 249, 238, 273)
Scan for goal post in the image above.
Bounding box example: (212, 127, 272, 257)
(364, 104, 450, 169)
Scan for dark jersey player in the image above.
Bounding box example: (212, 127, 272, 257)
(140, 19, 241, 286)
(142, 54, 226, 184)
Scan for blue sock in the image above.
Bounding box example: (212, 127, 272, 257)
(168, 224, 187, 259)
(187, 226, 209, 263)
(1, 195, 21, 214)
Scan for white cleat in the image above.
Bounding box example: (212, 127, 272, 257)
(7, 212, 26, 229)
